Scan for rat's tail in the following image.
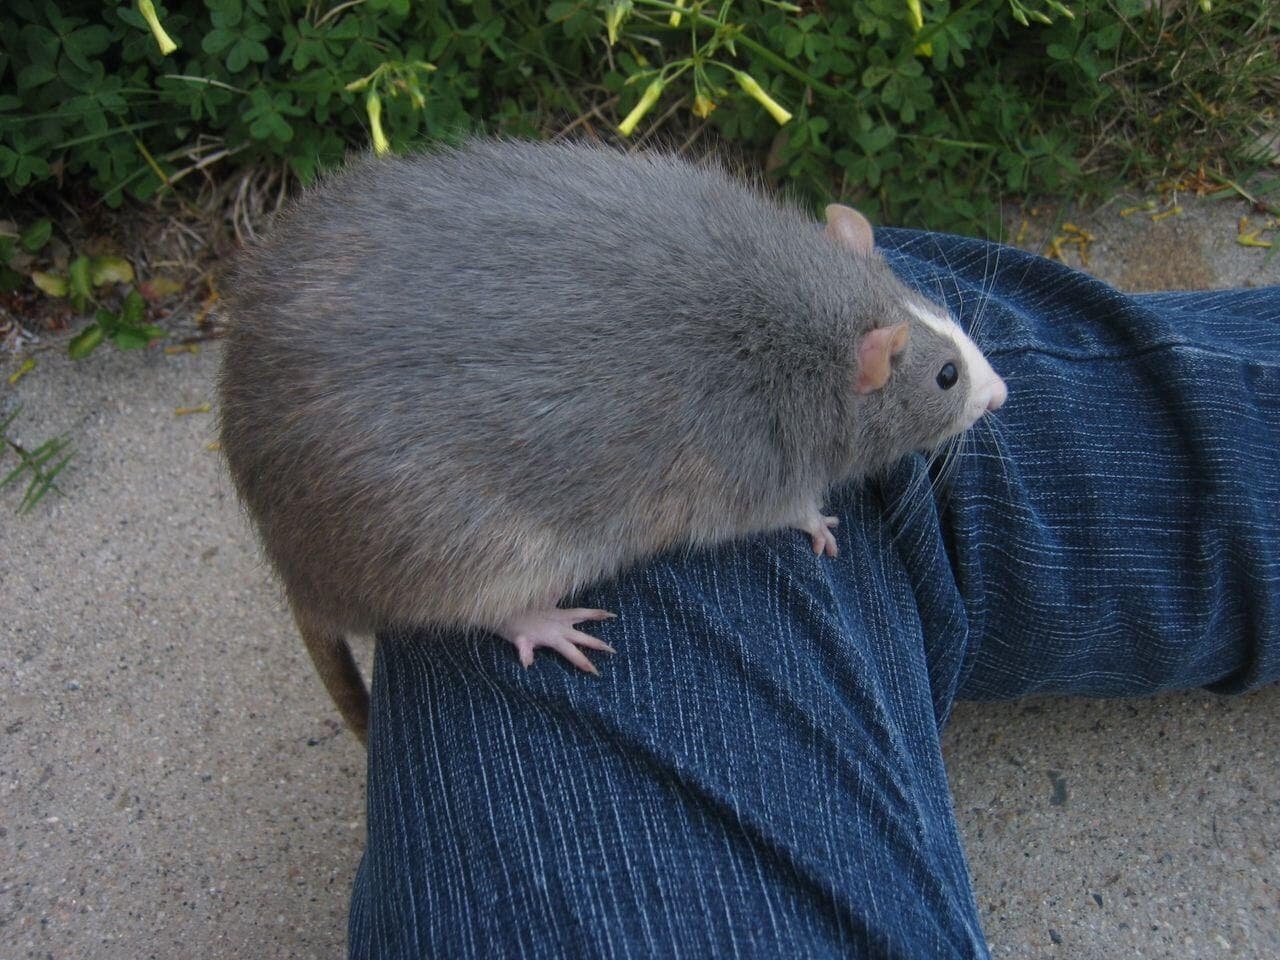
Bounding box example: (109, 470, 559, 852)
(294, 608, 370, 747)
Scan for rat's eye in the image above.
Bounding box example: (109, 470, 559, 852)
(936, 362, 958, 390)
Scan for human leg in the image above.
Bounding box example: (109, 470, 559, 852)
(875, 229, 1280, 703)
(349, 488, 989, 959)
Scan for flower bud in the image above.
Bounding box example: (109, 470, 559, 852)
(906, 0, 932, 57)
(366, 91, 390, 155)
(138, 0, 178, 56)
(618, 79, 664, 137)
(906, 0, 924, 32)
(606, 1, 632, 45)
(734, 72, 792, 126)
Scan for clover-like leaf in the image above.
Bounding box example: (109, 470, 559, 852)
(19, 220, 51, 254)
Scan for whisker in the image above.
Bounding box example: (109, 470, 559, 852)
(934, 433, 964, 515)
(974, 415, 1015, 495)
(884, 456, 931, 536)
(972, 237, 1001, 344)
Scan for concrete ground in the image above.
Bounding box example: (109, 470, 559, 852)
(2, 191, 1277, 959)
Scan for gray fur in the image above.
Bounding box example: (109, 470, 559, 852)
(217, 139, 986, 734)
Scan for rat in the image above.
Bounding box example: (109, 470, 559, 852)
(217, 138, 1007, 745)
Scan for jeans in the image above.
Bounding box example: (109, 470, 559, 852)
(348, 229, 1280, 958)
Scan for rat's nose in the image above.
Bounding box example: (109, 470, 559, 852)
(985, 377, 1007, 413)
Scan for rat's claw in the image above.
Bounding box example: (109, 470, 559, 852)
(545, 637, 599, 675)
(794, 512, 839, 558)
(566, 629, 616, 653)
(498, 607, 617, 674)
(561, 608, 617, 622)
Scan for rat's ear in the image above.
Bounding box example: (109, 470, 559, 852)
(825, 204, 875, 256)
(854, 322, 910, 394)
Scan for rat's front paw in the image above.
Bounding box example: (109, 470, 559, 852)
(793, 512, 839, 558)
(496, 607, 617, 674)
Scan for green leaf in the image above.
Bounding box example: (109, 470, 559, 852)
(11, 153, 50, 188)
(0, 459, 27, 493)
(227, 37, 269, 73)
(862, 66, 892, 89)
(20, 449, 72, 513)
(94, 306, 120, 335)
(245, 90, 297, 143)
(89, 256, 135, 286)
(31, 271, 67, 297)
(202, 29, 235, 56)
(1093, 22, 1123, 51)
(62, 25, 111, 73)
(20, 226, 53, 263)
(120, 289, 146, 325)
(210, 0, 244, 30)
(16, 63, 57, 89)
(67, 323, 105, 359)
(109, 326, 163, 350)
(545, 1, 579, 23)
(5, 432, 74, 514)
(857, 124, 896, 154)
(19, 24, 59, 68)
(68, 256, 92, 309)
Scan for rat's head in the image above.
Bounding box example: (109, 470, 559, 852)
(825, 204, 1007, 466)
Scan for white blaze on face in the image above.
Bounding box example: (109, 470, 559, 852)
(907, 302, 1007, 428)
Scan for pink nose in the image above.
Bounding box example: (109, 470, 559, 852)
(985, 377, 1007, 413)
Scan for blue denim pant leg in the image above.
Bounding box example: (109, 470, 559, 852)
(873, 229, 1280, 703)
(349, 232, 1280, 959)
(350, 512, 989, 959)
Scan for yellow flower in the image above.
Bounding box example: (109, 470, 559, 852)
(691, 94, 716, 119)
(734, 72, 792, 126)
(669, 0, 686, 27)
(618, 80, 664, 137)
(366, 91, 390, 155)
(138, 0, 178, 56)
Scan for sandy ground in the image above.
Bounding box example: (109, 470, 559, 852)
(2, 190, 1277, 958)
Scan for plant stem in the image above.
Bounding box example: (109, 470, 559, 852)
(632, 0, 852, 101)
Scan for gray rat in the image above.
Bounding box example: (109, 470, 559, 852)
(217, 138, 1007, 745)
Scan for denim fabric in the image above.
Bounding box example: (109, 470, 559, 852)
(348, 230, 1280, 959)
